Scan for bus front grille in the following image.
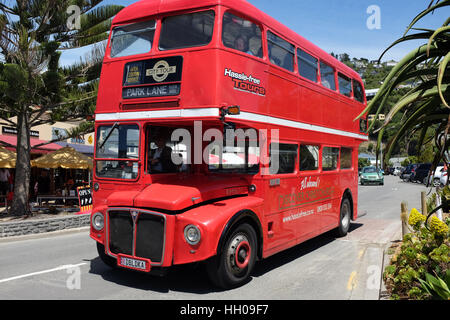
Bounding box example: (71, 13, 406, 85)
(108, 209, 166, 264)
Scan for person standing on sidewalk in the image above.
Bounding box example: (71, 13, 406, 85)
(0, 168, 10, 196)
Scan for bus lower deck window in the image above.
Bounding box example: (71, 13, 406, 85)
(322, 147, 339, 171)
(340, 147, 353, 169)
(270, 143, 298, 175)
(300, 145, 319, 171)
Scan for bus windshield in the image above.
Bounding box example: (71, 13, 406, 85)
(110, 20, 156, 58)
(159, 10, 215, 50)
(96, 124, 140, 180)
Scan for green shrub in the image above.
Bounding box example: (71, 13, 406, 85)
(383, 208, 450, 300)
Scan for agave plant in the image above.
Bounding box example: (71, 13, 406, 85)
(356, 0, 450, 179)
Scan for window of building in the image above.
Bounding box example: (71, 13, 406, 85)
(159, 11, 215, 51)
(340, 147, 353, 169)
(269, 143, 298, 174)
(320, 62, 336, 90)
(297, 49, 318, 82)
(222, 12, 263, 58)
(52, 127, 68, 141)
(110, 20, 156, 58)
(299, 145, 319, 171)
(338, 73, 352, 97)
(322, 147, 339, 171)
(267, 31, 295, 72)
(353, 80, 365, 103)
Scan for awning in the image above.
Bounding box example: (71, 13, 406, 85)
(0, 135, 63, 154)
(56, 142, 94, 156)
(31, 147, 93, 170)
(0, 146, 16, 168)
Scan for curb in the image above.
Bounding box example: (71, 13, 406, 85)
(0, 214, 91, 239)
(379, 228, 402, 300)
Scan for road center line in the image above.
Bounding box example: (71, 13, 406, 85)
(0, 263, 87, 284)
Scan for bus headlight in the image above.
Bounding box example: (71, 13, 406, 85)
(184, 225, 201, 245)
(92, 212, 104, 231)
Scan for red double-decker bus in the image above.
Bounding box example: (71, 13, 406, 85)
(91, 0, 368, 288)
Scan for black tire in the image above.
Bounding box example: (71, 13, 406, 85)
(96, 242, 117, 269)
(336, 198, 351, 237)
(206, 223, 257, 289)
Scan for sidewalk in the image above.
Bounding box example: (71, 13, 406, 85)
(0, 213, 90, 239)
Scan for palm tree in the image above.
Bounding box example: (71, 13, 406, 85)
(0, 0, 123, 216)
(356, 0, 449, 183)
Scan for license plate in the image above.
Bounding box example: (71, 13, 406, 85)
(117, 255, 150, 272)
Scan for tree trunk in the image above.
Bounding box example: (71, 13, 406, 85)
(11, 110, 31, 216)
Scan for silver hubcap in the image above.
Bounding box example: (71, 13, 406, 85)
(341, 202, 350, 229)
(226, 234, 250, 276)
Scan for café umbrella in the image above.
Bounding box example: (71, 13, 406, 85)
(0, 146, 17, 168)
(31, 147, 93, 170)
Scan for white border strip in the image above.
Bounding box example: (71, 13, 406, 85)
(227, 111, 369, 140)
(95, 108, 368, 140)
(95, 108, 220, 121)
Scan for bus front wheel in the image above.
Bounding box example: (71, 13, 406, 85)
(96, 242, 117, 269)
(206, 223, 257, 289)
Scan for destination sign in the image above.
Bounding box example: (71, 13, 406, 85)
(123, 56, 183, 87)
(122, 84, 181, 99)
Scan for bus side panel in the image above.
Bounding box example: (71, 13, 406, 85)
(266, 67, 300, 121)
(216, 50, 269, 116)
(263, 175, 300, 253)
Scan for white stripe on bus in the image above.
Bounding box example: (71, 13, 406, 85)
(95, 108, 368, 141)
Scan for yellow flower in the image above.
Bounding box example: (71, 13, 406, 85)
(408, 208, 426, 227)
(429, 216, 449, 237)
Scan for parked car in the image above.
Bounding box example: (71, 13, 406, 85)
(360, 166, 384, 185)
(393, 166, 404, 176)
(427, 166, 445, 186)
(401, 164, 419, 182)
(411, 163, 432, 184)
(440, 170, 448, 187)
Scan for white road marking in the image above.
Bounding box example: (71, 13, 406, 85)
(0, 263, 87, 284)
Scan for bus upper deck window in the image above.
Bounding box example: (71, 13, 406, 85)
(320, 62, 336, 91)
(159, 11, 215, 51)
(297, 49, 318, 82)
(267, 31, 295, 72)
(110, 21, 156, 58)
(338, 73, 352, 97)
(353, 80, 365, 103)
(222, 12, 263, 58)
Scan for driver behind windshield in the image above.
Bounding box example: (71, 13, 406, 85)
(149, 133, 177, 173)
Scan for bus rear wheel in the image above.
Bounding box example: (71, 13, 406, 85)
(206, 223, 257, 289)
(336, 198, 351, 237)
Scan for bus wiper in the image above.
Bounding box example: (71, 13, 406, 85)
(98, 122, 119, 151)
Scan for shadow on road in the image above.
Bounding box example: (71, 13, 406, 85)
(86, 223, 363, 294)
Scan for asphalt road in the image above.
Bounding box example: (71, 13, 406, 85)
(0, 175, 429, 300)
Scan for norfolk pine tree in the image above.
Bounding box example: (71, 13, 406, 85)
(0, 1, 123, 216)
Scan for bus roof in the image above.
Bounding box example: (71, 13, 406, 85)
(113, 0, 361, 81)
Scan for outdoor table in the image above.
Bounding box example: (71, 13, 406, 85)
(37, 196, 79, 208)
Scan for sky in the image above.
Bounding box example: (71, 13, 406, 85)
(60, 0, 449, 66)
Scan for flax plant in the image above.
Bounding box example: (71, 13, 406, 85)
(356, 0, 450, 184)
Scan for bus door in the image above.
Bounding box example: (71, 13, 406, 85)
(296, 144, 322, 241)
(264, 142, 300, 252)
(319, 146, 341, 232)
